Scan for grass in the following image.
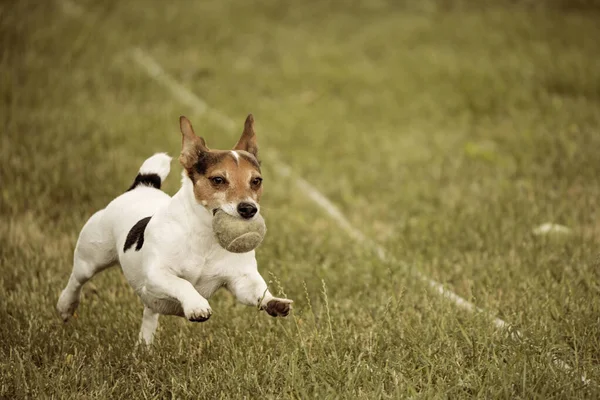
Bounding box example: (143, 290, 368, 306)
(1, 0, 600, 398)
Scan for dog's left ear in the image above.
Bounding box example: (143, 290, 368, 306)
(179, 116, 209, 171)
(233, 114, 258, 159)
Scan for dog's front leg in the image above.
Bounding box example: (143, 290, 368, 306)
(227, 271, 293, 317)
(146, 271, 212, 322)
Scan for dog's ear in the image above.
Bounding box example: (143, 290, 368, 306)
(179, 116, 209, 170)
(233, 114, 258, 159)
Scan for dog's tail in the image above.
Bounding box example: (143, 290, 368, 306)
(127, 153, 172, 192)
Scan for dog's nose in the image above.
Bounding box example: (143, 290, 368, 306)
(237, 202, 257, 219)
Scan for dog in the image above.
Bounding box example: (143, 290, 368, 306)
(57, 114, 293, 344)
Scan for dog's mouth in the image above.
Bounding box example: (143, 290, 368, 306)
(211, 205, 260, 219)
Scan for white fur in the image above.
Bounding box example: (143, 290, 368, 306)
(230, 150, 239, 164)
(139, 152, 171, 180)
(57, 153, 291, 344)
(219, 202, 240, 217)
(219, 200, 260, 218)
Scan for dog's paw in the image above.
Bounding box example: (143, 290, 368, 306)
(264, 298, 293, 317)
(56, 290, 79, 322)
(183, 301, 212, 322)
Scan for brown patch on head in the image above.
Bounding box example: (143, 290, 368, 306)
(238, 151, 261, 171)
(189, 151, 263, 211)
(178, 115, 263, 212)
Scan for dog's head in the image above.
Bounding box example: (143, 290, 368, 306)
(179, 114, 262, 220)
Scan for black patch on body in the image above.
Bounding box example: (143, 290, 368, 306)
(123, 216, 152, 252)
(127, 173, 161, 191)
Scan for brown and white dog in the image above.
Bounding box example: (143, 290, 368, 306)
(57, 115, 293, 344)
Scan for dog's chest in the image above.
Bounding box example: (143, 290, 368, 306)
(176, 245, 239, 298)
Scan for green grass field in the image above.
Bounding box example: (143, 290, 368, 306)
(2, 0, 600, 398)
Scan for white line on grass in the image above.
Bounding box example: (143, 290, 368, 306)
(130, 49, 235, 131)
(59, 1, 590, 385)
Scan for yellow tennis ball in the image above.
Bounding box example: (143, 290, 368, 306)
(212, 210, 266, 253)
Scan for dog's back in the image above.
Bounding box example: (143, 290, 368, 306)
(93, 153, 172, 257)
(57, 153, 172, 321)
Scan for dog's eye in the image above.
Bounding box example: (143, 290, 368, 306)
(251, 177, 262, 188)
(210, 176, 227, 185)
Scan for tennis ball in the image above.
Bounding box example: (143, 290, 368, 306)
(212, 210, 266, 253)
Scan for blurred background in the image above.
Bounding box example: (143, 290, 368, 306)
(1, 0, 600, 398)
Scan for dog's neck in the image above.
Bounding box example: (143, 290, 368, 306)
(168, 173, 214, 235)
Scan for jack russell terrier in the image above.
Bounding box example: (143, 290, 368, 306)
(57, 114, 293, 344)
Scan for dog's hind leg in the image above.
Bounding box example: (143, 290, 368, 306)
(57, 210, 117, 322)
(137, 306, 159, 345)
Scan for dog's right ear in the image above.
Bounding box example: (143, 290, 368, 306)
(233, 114, 258, 159)
(179, 116, 209, 171)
